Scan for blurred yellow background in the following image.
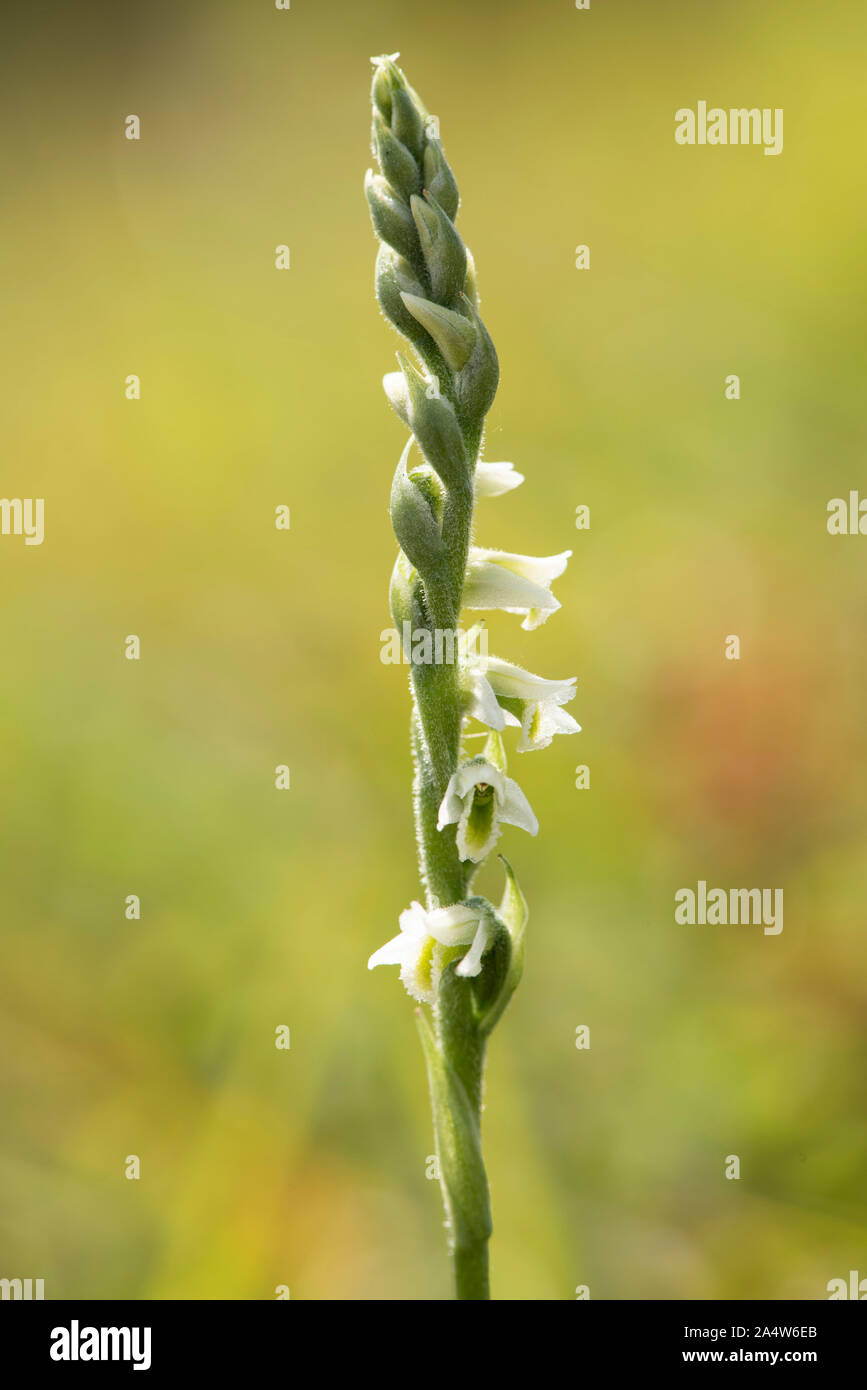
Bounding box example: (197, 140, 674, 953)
(1, 0, 866, 1299)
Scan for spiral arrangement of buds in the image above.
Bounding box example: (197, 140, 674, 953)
(365, 54, 580, 1300)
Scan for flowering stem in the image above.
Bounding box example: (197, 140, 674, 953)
(366, 50, 500, 1301)
(365, 54, 577, 1301)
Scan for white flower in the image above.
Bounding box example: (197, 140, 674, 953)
(474, 461, 524, 497)
(367, 900, 491, 1004)
(437, 757, 538, 862)
(464, 654, 581, 751)
(462, 547, 571, 629)
(515, 699, 580, 753)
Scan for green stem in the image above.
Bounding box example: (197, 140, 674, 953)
(454, 1240, 490, 1301)
(411, 713, 466, 905)
(413, 652, 492, 1299)
(435, 964, 490, 1298)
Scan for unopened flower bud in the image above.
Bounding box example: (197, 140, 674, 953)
(453, 295, 499, 420)
(365, 170, 418, 263)
(390, 85, 426, 161)
(422, 139, 460, 221)
(372, 111, 421, 202)
(376, 246, 430, 348)
(390, 438, 445, 576)
(410, 192, 467, 305)
(396, 352, 470, 492)
(400, 292, 477, 371)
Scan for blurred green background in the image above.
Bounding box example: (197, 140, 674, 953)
(2, 0, 866, 1300)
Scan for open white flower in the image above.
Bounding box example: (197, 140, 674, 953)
(515, 699, 580, 752)
(462, 547, 571, 629)
(474, 461, 524, 497)
(437, 756, 538, 862)
(368, 900, 491, 1004)
(464, 653, 581, 751)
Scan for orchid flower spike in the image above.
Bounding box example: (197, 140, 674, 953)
(365, 53, 584, 1300)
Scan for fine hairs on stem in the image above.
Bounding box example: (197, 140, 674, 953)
(364, 53, 580, 1300)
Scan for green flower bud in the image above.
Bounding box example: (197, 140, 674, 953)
(389, 550, 430, 644)
(396, 352, 470, 492)
(375, 246, 431, 350)
(400, 293, 477, 372)
(390, 439, 445, 576)
(410, 193, 467, 306)
(371, 61, 393, 123)
(391, 86, 426, 162)
(473, 862, 528, 1035)
(409, 464, 445, 523)
(453, 295, 499, 421)
(467, 910, 511, 1026)
(365, 170, 418, 263)
(373, 54, 430, 126)
(422, 140, 460, 221)
(372, 111, 421, 202)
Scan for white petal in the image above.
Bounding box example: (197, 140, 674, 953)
(463, 560, 560, 620)
(383, 371, 410, 422)
(455, 918, 492, 978)
(474, 461, 524, 497)
(471, 547, 571, 588)
(436, 777, 464, 830)
(464, 668, 507, 730)
(499, 776, 539, 835)
(549, 705, 581, 734)
(368, 933, 410, 970)
(398, 900, 433, 940)
(484, 656, 577, 706)
(524, 601, 561, 630)
(425, 903, 483, 947)
(451, 760, 504, 800)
